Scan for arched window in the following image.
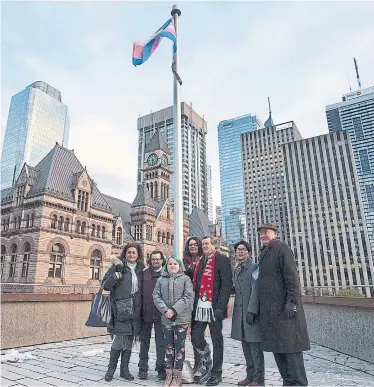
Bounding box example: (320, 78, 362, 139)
(58, 217, 63, 231)
(171, 234, 174, 246)
(51, 215, 57, 229)
(162, 232, 165, 244)
(22, 242, 30, 278)
(154, 182, 158, 198)
(1, 245, 6, 277)
(96, 225, 101, 238)
(158, 231, 161, 243)
(12, 216, 16, 230)
(112, 227, 116, 242)
(102, 226, 106, 239)
(64, 218, 70, 232)
(91, 224, 96, 237)
(167, 232, 170, 245)
(17, 216, 21, 230)
(90, 249, 102, 280)
(25, 214, 30, 228)
(150, 182, 154, 198)
(75, 220, 81, 233)
(116, 227, 122, 245)
(49, 244, 64, 278)
(31, 213, 35, 227)
(81, 222, 87, 235)
(9, 244, 17, 278)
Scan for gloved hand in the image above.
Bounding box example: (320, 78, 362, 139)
(214, 309, 224, 321)
(113, 272, 123, 280)
(246, 312, 255, 325)
(285, 303, 297, 319)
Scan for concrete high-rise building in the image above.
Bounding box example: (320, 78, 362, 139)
(215, 205, 222, 232)
(326, 86, 374, 264)
(1, 81, 70, 188)
(282, 131, 374, 297)
(218, 114, 262, 245)
(137, 103, 208, 216)
(206, 164, 213, 222)
(241, 121, 302, 255)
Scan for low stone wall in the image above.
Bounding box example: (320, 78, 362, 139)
(302, 296, 374, 362)
(1, 293, 107, 349)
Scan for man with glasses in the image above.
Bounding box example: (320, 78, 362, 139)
(138, 250, 166, 380)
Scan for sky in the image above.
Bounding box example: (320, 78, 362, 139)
(1, 1, 374, 215)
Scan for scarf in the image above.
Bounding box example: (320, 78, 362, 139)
(184, 254, 201, 271)
(127, 262, 138, 295)
(193, 252, 216, 322)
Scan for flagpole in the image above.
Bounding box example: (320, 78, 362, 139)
(171, 4, 183, 261)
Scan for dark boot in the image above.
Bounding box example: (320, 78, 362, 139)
(120, 349, 134, 381)
(105, 348, 121, 381)
(193, 346, 203, 374)
(194, 344, 212, 384)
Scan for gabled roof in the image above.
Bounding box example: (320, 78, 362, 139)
(189, 208, 216, 237)
(145, 130, 170, 155)
(102, 194, 131, 224)
(1, 187, 13, 204)
(155, 199, 166, 217)
(131, 184, 155, 208)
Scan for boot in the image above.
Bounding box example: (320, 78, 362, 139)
(104, 348, 121, 381)
(120, 349, 134, 381)
(158, 368, 167, 380)
(194, 344, 212, 384)
(193, 346, 203, 374)
(171, 370, 182, 386)
(163, 368, 173, 387)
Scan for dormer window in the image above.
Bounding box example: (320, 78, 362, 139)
(77, 190, 89, 212)
(15, 185, 26, 206)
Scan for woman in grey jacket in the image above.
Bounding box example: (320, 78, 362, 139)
(153, 254, 194, 387)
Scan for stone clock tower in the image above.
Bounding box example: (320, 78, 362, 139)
(143, 130, 171, 201)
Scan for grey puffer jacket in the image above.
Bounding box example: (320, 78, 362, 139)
(152, 271, 194, 326)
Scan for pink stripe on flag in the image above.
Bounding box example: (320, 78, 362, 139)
(133, 43, 145, 60)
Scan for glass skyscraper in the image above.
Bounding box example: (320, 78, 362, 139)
(1, 81, 69, 188)
(218, 114, 262, 244)
(326, 86, 374, 262)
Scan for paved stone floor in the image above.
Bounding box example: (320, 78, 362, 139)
(1, 318, 374, 387)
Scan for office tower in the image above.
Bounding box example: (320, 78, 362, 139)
(215, 205, 222, 232)
(241, 121, 302, 255)
(282, 131, 374, 297)
(137, 103, 208, 216)
(1, 81, 70, 188)
(206, 164, 213, 222)
(218, 113, 262, 244)
(326, 85, 374, 265)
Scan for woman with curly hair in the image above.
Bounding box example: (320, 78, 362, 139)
(102, 243, 145, 381)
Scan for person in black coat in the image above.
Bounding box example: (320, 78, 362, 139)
(191, 236, 233, 386)
(257, 223, 310, 386)
(102, 243, 145, 382)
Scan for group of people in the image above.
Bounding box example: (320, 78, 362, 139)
(101, 223, 310, 387)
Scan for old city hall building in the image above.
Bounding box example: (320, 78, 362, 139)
(1, 130, 225, 287)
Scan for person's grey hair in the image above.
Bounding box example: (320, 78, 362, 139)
(202, 235, 217, 248)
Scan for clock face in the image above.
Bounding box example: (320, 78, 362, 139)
(161, 155, 168, 167)
(147, 153, 158, 166)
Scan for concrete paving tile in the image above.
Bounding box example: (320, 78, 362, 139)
(0, 370, 26, 382)
(42, 372, 84, 383)
(38, 376, 78, 386)
(68, 369, 104, 381)
(1, 377, 19, 387)
(14, 378, 55, 387)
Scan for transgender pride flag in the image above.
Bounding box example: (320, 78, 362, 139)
(132, 18, 177, 66)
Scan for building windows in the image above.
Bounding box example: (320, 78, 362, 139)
(358, 149, 371, 174)
(162, 232, 166, 244)
(96, 225, 101, 238)
(51, 215, 57, 229)
(22, 242, 30, 278)
(117, 227, 123, 245)
(167, 232, 170, 244)
(102, 226, 106, 239)
(31, 213, 34, 227)
(48, 244, 64, 278)
(81, 221, 87, 235)
(9, 244, 17, 278)
(75, 220, 81, 233)
(158, 231, 161, 243)
(1, 245, 6, 277)
(352, 117, 364, 140)
(15, 185, 26, 206)
(146, 225, 153, 241)
(25, 214, 30, 228)
(58, 216, 63, 231)
(134, 225, 142, 241)
(77, 190, 89, 212)
(90, 249, 102, 280)
(64, 218, 70, 232)
(366, 185, 374, 212)
(112, 227, 115, 242)
(92, 224, 96, 237)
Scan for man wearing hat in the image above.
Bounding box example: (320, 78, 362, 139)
(257, 223, 310, 386)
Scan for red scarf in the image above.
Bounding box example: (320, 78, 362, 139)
(193, 252, 216, 322)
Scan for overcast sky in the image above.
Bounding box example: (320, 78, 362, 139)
(2, 1, 374, 212)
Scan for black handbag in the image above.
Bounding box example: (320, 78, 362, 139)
(115, 298, 134, 321)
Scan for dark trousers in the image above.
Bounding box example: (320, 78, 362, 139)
(191, 319, 223, 377)
(242, 341, 264, 385)
(138, 321, 165, 372)
(273, 352, 308, 386)
(163, 324, 188, 371)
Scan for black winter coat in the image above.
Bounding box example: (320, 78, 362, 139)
(141, 267, 162, 323)
(103, 258, 145, 337)
(193, 252, 233, 318)
(258, 240, 310, 353)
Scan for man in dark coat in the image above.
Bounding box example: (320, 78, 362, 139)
(231, 241, 264, 386)
(138, 251, 166, 380)
(257, 223, 310, 386)
(191, 236, 233, 386)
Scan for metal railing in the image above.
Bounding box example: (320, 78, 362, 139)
(0, 282, 101, 294)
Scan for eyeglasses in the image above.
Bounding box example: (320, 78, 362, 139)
(236, 248, 248, 252)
